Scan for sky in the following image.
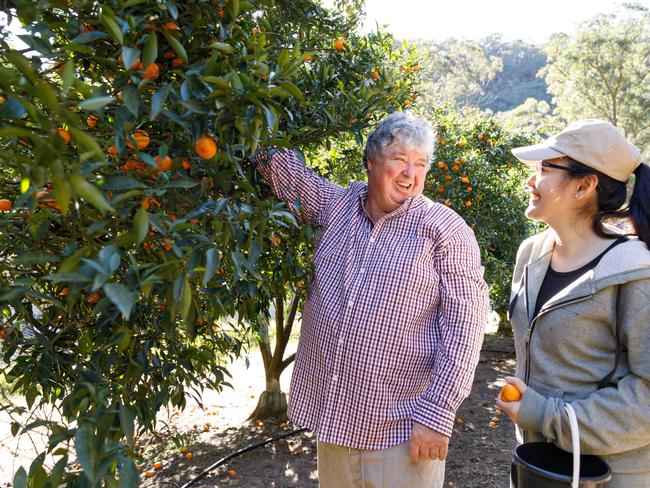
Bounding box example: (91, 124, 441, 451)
(329, 0, 650, 44)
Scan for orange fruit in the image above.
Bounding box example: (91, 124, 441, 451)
(403, 99, 411, 106)
(452, 165, 460, 173)
(478, 134, 485, 140)
(371, 69, 379, 80)
(181, 158, 191, 170)
(444, 199, 452, 207)
(195, 135, 217, 159)
(0, 199, 13, 212)
(144, 470, 154, 478)
(162, 239, 172, 252)
(127, 130, 150, 150)
(142, 63, 160, 81)
(163, 50, 176, 60)
(171, 57, 184, 68)
(466, 186, 473, 192)
(116, 91, 124, 101)
(87, 115, 99, 128)
(60, 287, 68, 296)
(465, 200, 472, 207)
(107, 145, 118, 157)
(228, 470, 237, 478)
(437, 161, 447, 170)
(141, 198, 151, 209)
(88, 291, 102, 304)
(57, 128, 71, 144)
(180, 446, 188, 453)
(155, 155, 172, 172)
(163, 21, 179, 31)
(456, 417, 463, 425)
(153, 462, 163, 470)
(304, 54, 313, 62)
(334, 38, 345, 51)
(461, 177, 470, 184)
(444, 175, 452, 182)
(500, 383, 522, 402)
(184, 452, 193, 460)
(0, 95, 5, 104)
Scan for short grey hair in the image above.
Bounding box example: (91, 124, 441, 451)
(363, 111, 435, 169)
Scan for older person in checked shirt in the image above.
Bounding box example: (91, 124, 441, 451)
(254, 111, 490, 487)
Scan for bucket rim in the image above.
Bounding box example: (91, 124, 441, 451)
(514, 442, 612, 483)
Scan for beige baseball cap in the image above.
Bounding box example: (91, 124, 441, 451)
(512, 119, 641, 182)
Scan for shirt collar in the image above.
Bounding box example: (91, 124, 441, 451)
(355, 182, 426, 221)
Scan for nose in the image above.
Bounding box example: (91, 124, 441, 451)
(403, 165, 415, 178)
(526, 173, 536, 189)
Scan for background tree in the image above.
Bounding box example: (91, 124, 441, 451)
(0, 0, 416, 485)
(542, 3, 650, 156)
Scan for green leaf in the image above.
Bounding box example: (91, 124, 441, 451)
(122, 85, 139, 117)
(102, 176, 147, 190)
(5, 51, 38, 84)
(69, 174, 116, 214)
(12, 467, 26, 488)
(121, 46, 141, 70)
(0, 98, 27, 119)
(163, 31, 188, 63)
(53, 177, 72, 215)
(203, 248, 218, 286)
(142, 32, 158, 68)
(180, 278, 192, 323)
(60, 247, 92, 273)
(62, 59, 75, 93)
(78, 96, 115, 112)
(210, 42, 234, 54)
(230, 0, 240, 17)
(118, 457, 139, 488)
(132, 206, 149, 245)
(68, 127, 104, 160)
(150, 83, 171, 121)
(75, 425, 97, 484)
(35, 80, 59, 115)
(118, 405, 135, 445)
(104, 283, 137, 319)
(14, 251, 60, 266)
(101, 14, 123, 44)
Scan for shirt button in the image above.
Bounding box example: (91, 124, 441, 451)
(347, 299, 353, 308)
(369, 237, 376, 243)
(359, 268, 365, 275)
(332, 375, 338, 382)
(338, 337, 344, 345)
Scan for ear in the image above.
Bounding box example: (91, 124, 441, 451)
(575, 174, 599, 199)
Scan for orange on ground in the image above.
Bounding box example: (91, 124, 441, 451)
(228, 470, 237, 478)
(500, 383, 522, 402)
(0, 199, 13, 212)
(57, 129, 71, 144)
(127, 130, 150, 150)
(155, 155, 172, 171)
(195, 135, 217, 159)
(180, 446, 188, 453)
(142, 63, 160, 81)
(334, 38, 345, 51)
(145, 470, 154, 478)
(184, 452, 193, 460)
(153, 462, 163, 470)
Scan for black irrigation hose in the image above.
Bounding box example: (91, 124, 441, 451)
(179, 427, 309, 488)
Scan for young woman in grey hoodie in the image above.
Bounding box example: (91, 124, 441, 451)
(497, 119, 650, 487)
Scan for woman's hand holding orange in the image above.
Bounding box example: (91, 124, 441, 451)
(496, 376, 527, 423)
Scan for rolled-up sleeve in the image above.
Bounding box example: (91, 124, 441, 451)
(253, 148, 345, 227)
(412, 224, 490, 436)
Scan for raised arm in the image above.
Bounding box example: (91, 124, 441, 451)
(253, 148, 345, 227)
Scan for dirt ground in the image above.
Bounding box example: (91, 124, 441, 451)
(0, 334, 516, 487)
(133, 333, 517, 488)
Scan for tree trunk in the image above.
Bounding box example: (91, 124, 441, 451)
(247, 376, 288, 421)
(496, 310, 512, 335)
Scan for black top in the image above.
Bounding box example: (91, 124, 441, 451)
(534, 237, 628, 317)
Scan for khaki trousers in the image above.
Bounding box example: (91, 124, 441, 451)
(317, 441, 446, 488)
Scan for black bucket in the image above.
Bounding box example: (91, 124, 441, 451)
(514, 442, 612, 487)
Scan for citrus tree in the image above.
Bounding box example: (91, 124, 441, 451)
(423, 106, 542, 330)
(0, 0, 416, 485)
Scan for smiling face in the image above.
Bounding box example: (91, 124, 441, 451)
(525, 157, 575, 224)
(365, 142, 430, 221)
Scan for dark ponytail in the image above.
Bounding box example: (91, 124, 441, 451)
(563, 158, 650, 248)
(630, 163, 650, 249)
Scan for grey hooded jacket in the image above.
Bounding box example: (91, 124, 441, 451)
(509, 229, 650, 487)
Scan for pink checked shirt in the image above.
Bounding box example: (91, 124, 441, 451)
(256, 149, 489, 449)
